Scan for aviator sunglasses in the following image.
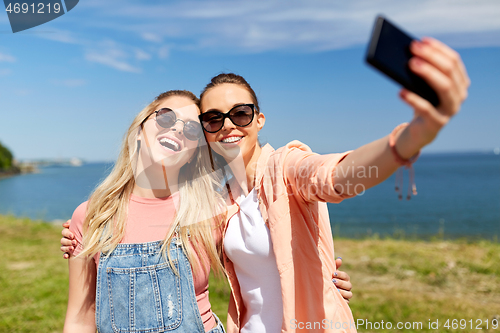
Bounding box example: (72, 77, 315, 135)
(198, 104, 255, 133)
(144, 108, 203, 141)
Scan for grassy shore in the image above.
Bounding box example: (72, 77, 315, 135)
(1, 215, 499, 333)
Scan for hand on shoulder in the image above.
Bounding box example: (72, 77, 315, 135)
(61, 201, 88, 259)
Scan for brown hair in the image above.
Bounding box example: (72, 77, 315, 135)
(200, 73, 260, 112)
(154, 90, 200, 107)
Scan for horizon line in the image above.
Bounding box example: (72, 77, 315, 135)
(17, 147, 500, 164)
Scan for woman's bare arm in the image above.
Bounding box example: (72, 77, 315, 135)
(63, 256, 97, 333)
(334, 38, 470, 194)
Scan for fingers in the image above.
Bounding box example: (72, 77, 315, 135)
(60, 233, 76, 260)
(60, 238, 75, 252)
(61, 245, 73, 253)
(333, 269, 350, 282)
(408, 56, 459, 115)
(408, 38, 469, 117)
(333, 268, 353, 302)
(422, 37, 470, 89)
(61, 220, 74, 260)
(411, 39, 467, 93)
(332, 277, 353, 302)
(399, 89, 448, 133)
(337, 289, 353, 303)
(61, 236, 75, 247)
(62, 251, 71, 259)
(60, 243, 73, 259)
(335, 257, 342, 270)
(332, 276, 352, 292)
(415, 37, 469, 91)
(62, 228, 75, 240)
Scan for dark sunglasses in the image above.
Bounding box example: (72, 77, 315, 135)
(144, 108, 203, 141)
(198, 104, 255, 133)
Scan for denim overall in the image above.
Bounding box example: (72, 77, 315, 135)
(95, 237, 225, 333)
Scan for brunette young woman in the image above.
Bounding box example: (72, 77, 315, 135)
(195, 37, 469, 333)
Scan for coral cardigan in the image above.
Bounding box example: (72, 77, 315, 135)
(222, 141, 357, 333)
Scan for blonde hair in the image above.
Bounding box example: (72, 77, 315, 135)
(78, 90, 226, 276)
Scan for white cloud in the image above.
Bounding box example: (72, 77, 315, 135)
(51, 79, 87, 87)
(158, 45, 169, 59)
(38, 29, 80, 44)
(85, 40, 142, 73)
(141, 32, 163, 43)
(30, 25, 146, 73)
(135, 49, 151, 61)
(0, 52, 16, 62)
(78, 0, 500, 52)
(86, 52, 141, 73)
(31, 0, 500, 70)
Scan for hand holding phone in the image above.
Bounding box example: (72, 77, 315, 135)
(366, 15, 440, 107)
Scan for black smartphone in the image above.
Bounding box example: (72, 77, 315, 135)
(366, 15, 440, 107)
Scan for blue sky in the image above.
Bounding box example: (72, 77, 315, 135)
(0, 0, 499, 161)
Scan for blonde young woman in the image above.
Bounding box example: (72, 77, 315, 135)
(63, 90, 228, 333)
(196, 38, 469, 333)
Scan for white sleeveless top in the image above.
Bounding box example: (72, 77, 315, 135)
(223, 188, 284, 333)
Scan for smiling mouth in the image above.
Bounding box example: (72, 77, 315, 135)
(159, 138, 181, 151)
(221, 136, 243, 143)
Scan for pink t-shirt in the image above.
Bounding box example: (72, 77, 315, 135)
(70, 193, 217, 332)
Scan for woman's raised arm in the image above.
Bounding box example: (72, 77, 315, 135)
(333, 37, 469, 195)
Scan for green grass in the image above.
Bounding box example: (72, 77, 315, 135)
(1, 215, 499, 332)
(0, 215, 69, 333)
(335, 237, 500, 332)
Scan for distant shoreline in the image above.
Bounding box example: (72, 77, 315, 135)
(0, 169, 20, 180)
(0, 164, 38, 180)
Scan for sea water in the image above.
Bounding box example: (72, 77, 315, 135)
(1, 152, 498, 240)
